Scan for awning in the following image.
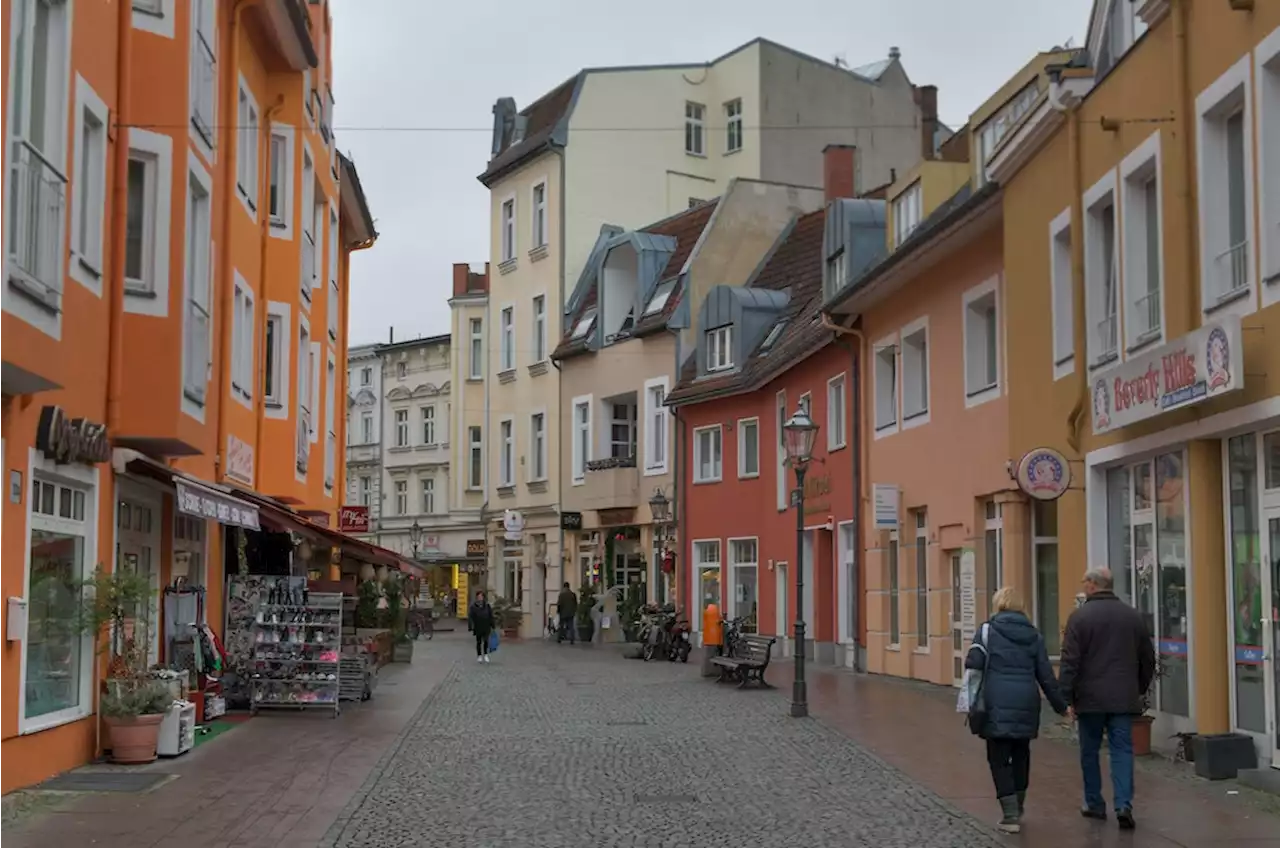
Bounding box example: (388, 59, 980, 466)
(113, 449, 261, 530)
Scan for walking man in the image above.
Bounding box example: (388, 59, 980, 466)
(1058, 567, 1156, 830)
(469, 590, 495, 663)
(557, 582, 578, 644)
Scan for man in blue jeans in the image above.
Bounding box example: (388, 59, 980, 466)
(1058, 567, 1156, 830)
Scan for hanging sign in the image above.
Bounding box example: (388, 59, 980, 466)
(872, 484, 899, 529)
(560, 511, 583, 531)
(339, 505, 370, 533)
(1015, 447, 1071, 501)
(1091, 316, 1243, 435)
(502, 510, 525, 542)
(35, 406, 110, 465)
(225, 435, 254, 484)
(465, 539, 488, 557)
(175, 479, 260, 530)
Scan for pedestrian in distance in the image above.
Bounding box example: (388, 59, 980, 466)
(557, 582, 578, 644)
(1058, 567, 1156, 831)
(469, 590, 495, 663)
(965, 586, 1068, 834)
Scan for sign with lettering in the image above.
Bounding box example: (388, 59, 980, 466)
(560, 511, 583, 531)
(35, 406, 110, 465)
(872, 484, 899, 529)
(503, 510, 525, 542)
(465, 539, 488, 557)
(1091, 317, 1243, 435)
(175, 480, 260, 530)
(226, 435, 254, 484)
(339, 505, 369, 533)
(959, 549, 977, 642)
(1015, 447, 1071, 501)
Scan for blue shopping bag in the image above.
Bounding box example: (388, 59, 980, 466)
(488, 631, 499, 653)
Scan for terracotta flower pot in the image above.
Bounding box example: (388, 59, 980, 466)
(1132, 714, 1155, 756)
(104, 713, 164, 764)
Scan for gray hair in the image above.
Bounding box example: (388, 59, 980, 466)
(1084, 567, 1114, 589)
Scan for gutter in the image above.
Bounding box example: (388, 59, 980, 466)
(105, 0, 134, 436)
(554, 144, 568, 588)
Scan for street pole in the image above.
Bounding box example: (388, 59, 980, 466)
(791, 464, 808, 718)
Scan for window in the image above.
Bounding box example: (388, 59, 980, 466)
(469, 319, 483, 379)
(1049, 210, 1074, 377)
(300, 148, 315, 301)
(888, 532, 900, 645)
(725, 99, 743, 153)
(685, 102, 705, 155)
(1259, 37, 1280, 301)
(572, 397, 592, 483)
(124, 151, 158, 294)
(530, 413, 547, 481)
(394, 409, 408, 447)
(827, 375, 847, 449)
(236, 80, 259, 212)
(900, 321, 928, 422)
(963, 282, 1000, 405)
(694, 540, 722, 620)
(693, 425, 723, 483)
(500, 307, 514, 371)
(360, 411, 373, 444)
(394, 480, 407, 515)
(706, 326, 732, 372)
(873, 339, 897, 432)
(1082, 176, 1119, 363)
(467, 426, 483, 490)
(297, 321, 312, 422)
(421, 478, 435, 514)
(324, 354, 335, 489)
(71, 82, 108, 283)
(499, 418, 515, 486)
(983, 500, 1003, 622)
(531, 182, 547, 249)
(1121, 132, 1163, 348)
(892, 182, 922, 247)
(264, 311, 285, 406)
(1032, 499, 1060, 656)
(500, 197, 516, 263)
(24, 471, 94, 729)
(183, 170, 213, 405)
(328, 208, 339, 339)
(644, 279, 677, 316)
(396, 361, 407, 379)
(758, 320, 786, 355)
(421, 406, 435, 445)
(571, 307, 597, 340)
(975, 81, 1038, 187)
(605, 402, 633, 460)
(915, 511, 928, 648)
(825, 250, 847, 302)
(230, 278, 254, 402)
(1196, 56, 1254, 311)
(268, 129, 291, 228)
(190, 0, 217, 148)
(644, 378, 669, 474)
(776, 391, 788, 510)
(737, 418, 759, 478)
(532, 296, 546, 363)
(729, 538, 758, 633)
(358, 476, 371, 507)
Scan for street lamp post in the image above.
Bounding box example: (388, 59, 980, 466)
(410, 519, 423, 561)
(782, 403, 819, 719)
(648, 489, 671, 606)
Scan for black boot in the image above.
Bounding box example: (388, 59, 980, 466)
(997, 796, 1021, 833)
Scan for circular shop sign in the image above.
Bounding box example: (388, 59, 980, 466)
(1015, 447, 1071, 501)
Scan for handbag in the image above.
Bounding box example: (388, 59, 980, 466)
(488, 630, 499, 653)
(958, 623, 991, 735)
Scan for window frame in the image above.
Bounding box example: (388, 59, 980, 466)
(685, 101, 706, 156)
(571, 395, 593, 484)
(727, 536, 758, 632)
(498, 417, 515, 487)
(499, 305, 515, 372)
(182, 156, 215, 414)
(421, 476, 435, 515)
(706, 325, 733, 372)
(776, 390, 788, 511)
(263, 305, 289, 414)
(394, 408, 409, 448)
(300, 144, 316, 304)
(887, 530, 901, 647)
(500, 195, 516, 263)
(692, 424, 723, 484)
(872, 333, 898, 437)
(421, 405, 436, 446)
(899, 317, 930, 427)
(328, 205, 339, 340)
(724, 98, 743, 154)
(529, 410, 548, 482)
(324, 351, 336, 490)
(962, 277, 1002, 409)
(1119, 130, 1165, 352)
(267, 123, 295, 238)
(827, 373, 848, 449)
(188, 0, 218, 158)
(1049, 207, 1074, 380)
(914, 510, 929, 651)
(69, 75, 110, 294)
(394, 479, 408, 516)
(643, 376, 670, 476)
(531, 180, 548, 250)
(892, 180, 922, 247)
(532, 295, 547, 364)
(235, 75, 260, 217)
(121, 127, 173, 316)
(230, 274, 254, 406)
(467, 426, 483, 491)
(737, 417, 760, 479)
(468, 318, 484, 380)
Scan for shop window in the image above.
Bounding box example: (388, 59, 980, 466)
(1032, 499, 1060, 656)
(503, 542, 523, 604)
(1227, 434, 1266, 733)
(694, 540, 721, 623)
(729, 538, 758, 633)
(915, 510, 928, 648)
(887, 532, 900, 645)
(983, 500, 1003, 621)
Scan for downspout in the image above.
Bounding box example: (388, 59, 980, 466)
(215, 0, 252, 482)
(253, 96, 286, 487)
(553, 145, 567, 590)
(1173, 0, 1198, 324)
(1061, 102, 1087, 454)
(672, 403, 687, 610)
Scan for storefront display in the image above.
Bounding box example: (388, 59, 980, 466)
(250, 579, 342, 718)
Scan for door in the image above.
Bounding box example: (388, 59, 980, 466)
(117, 495, 160, 666)
(776, 562, 789, 658)
(950, 552, 964, 686)
(801, 531, 815, 659)
(1267, 517, 1280, 767)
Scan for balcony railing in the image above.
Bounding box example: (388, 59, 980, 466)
(1133, 288, 1161, 340)
(6, 139, 67, 311)
(582, 455, 639, 511)
(296, 412, 310, 473)
(1095, 312, 1118, 361)
(190, 32, 217, 147)
(1212, 240, 1249, 302)
(302, 230, 316, 292)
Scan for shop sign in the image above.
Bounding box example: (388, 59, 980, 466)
(35, 405, 110, 465)
(225, 435, 254, 484)
(959, 549, 977, 641)
(561, 511, 583, 531)
(465, 538, 487, 556)
(307, 512, 331, 528)
(339, 505, 370, 533)
(175, 479, 260, 530)
(503, 509, 525, 541)
(872, 484, 899, 529)
(1091, 317, 1243, 436)
(1014, 447, 1071, 501)
(597, 507, 635, 527)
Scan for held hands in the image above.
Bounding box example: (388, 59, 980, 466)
(1066, 706, 1076, 722)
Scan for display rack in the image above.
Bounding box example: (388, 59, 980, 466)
(250, 588, 342, 718)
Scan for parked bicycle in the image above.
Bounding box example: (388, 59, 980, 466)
(406, 607, 434, 640)
(721, 616, 746, 657)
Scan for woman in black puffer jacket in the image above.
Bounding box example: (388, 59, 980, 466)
(966, 586, 1068, 834)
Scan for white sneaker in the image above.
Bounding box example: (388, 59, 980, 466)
(476, 655, 483, 663)
(483, 654, 490, 663)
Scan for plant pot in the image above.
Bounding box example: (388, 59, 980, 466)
(1132, 714, 1156, 756)
(502, 626, 520, 640)
(577, 621, 595, 643)
(104, 713, 164, 764)
(391, 640, 414, 663)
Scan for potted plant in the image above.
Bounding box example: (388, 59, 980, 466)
(490, 596, 522, 639)
(576, 581, 596, 644)
(386, 577, 413, 663)
(1132, 658, 1165, 756)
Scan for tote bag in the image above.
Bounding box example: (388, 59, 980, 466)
(956, 623, 990, 736)
(488, 630, 500, 653)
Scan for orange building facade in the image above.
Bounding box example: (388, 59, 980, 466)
(1, 0, 376, 791)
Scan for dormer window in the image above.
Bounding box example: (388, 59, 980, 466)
(707, 325, 733, 372)
(643, 279, 677, 316)
(572, 307, 597, 340)
(892, 182, 922, 247)
(825, 250, 847, 302)
(619, 308, 634, 335)
(758, 320, 787, 355)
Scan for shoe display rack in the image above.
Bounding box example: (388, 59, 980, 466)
(250, 588, 342, 718)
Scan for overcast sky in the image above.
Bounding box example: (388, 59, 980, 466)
(331, 0, 1094, 347)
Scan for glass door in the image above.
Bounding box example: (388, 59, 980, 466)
(1268, 518, 1279, 768)
(950, 552, 964, 686)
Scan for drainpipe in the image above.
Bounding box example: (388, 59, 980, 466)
(553, 146, 567, 592)
(1173, 0, 1198, 324)
(672, 402, 688, 610)
(105, 0, 134, 435)
(551, 355, 565, 590)
(1060, 102, 1087, 454)
(253, 96, 285, 488)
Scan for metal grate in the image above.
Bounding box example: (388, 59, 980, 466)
(37, 772, 170, 793)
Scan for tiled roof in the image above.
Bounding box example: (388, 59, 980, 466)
(552, 200, 719, 361)
(666, 207, 829, 405)
(477, 74, 580, 186)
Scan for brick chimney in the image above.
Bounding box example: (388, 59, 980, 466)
(823, 144, 857, 202)
(915, 84, 939, 161)
(453, 262, 490, 297)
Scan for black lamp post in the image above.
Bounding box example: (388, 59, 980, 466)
(409, 519, 423, 561)
(648, 489, 671, 605)
(782, 403, 819, 718)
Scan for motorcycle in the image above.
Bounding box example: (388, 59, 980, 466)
(636, 607, 670, 661)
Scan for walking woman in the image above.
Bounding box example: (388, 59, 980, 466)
(967, 586, 1068, 833)
(468, 590, 495, 663)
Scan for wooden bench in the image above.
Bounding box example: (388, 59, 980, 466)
(709, 634, 776, 689)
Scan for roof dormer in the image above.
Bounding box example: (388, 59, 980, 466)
(823, 197, 887, 303)
(695, 286, 789, 378)
(597, 230, 676, 345)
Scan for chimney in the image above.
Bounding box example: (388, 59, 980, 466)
(889, 46, 901, 61)
(452, 263, 470, 298)
(915, 84, 939, 161)
(389, 326, 394, 344)
(823, 144, 857, 203)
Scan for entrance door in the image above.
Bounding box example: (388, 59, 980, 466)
(117, 494, 160, 666)
(1267, 517, 1280, 768)
(950, 552, 964, 686)
(775, 562, 789, 658)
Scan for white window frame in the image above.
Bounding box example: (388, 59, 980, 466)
(69, 75, 109, 294)
(498, 417, 515, 487)
(394, 408, 409, 448)
(962, 277, 1002, 409)
(499, 305, 515, 372)
(264, 304, 290, 416)
(500, 195, 516, 263)
(421, 405, 436, 446)
(837, 521, 856, 645)
(123, 128, 174, 317)
(267, 123, 295, 240)
(295, 317, 311, 477)
(1120, 130, 1165, 352)
(1196, 53, 1256, 322)
(324, 350, 336, 490)
(571, 394, 593, 485)
(531, 180, 548, 250)
(693, 424, 723, 484)
(727, 536, 758, 628)
(899, 317, 929, 427)
(18, 450, 99, 736)
(328, 205, 339, 340)
(737, 417, 760, 479)
(235, 75, 259, 217)
(468, 318, 484, 380)
(827, 373, 848, 448)
(532, 294, 547, 363)
(892, 181, 922, 248)
(643, 376, 670, 476)
(529, 409, 548, 482)
(132, 0, 175, 37)
(1083, 170, 1120, 367)
(685, 101, 705, 156)
(300, 143, 316, 304)
(181, 153, 214, 421)
(776, 390, 788, 511)
(230, 273, 254, 407)
(1258, 27, 1280, 305)
(914, 509, 929, 651)
(394, 479, 408, 515)
(360, 410, 373, 444)
(1049, 207, 1074, 380)
(467, 426, 483, 491)
(984, 500, 1004, 617)
(872, 333, 898, 437)
(309, 339, 320, 443)
(188, 0, 217, 161)
(725, 98, 743, 153)
(421, 476, 435, 515)
(706, 326, 733, 372)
